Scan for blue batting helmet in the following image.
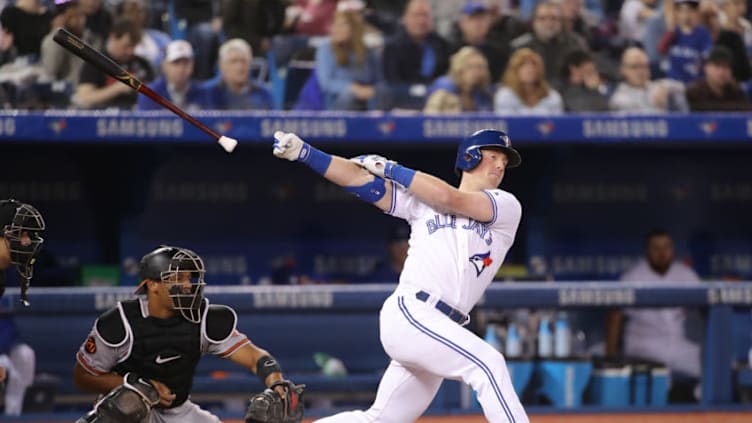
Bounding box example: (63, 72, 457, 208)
(454, 129, 521, 175)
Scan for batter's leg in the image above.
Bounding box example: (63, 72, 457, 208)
(314, 360, 442, 423)
(387, 294, 529, 423)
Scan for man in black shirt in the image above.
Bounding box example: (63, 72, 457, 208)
(74, 17, 154, 109)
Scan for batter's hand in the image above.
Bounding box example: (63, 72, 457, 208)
(273, 131, 305, 161)
(350, 154, 395, 179)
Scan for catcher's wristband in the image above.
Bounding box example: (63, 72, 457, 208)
(298, 143, 332, 176)
(256, 355, 282, 385)
(385, 163, 416, 188)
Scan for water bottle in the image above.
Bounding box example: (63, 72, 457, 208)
(506, 322, 522, 358)
(313, 352, 348, 377)
(538, 315, 553, 358)
(554, 311, 572, 358)
(485, 323, 502, 352)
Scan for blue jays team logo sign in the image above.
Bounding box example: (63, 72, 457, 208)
(469, 252, 493, 276)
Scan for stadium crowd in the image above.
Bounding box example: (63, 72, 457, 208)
(0, 0, 750, 112)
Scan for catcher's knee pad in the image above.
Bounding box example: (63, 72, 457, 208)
(76, 373, 160, 423)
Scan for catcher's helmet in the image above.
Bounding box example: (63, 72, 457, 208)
(0, 199, 45, 280)
(136, 246, 206, 323)
(454, 129, 521, 176)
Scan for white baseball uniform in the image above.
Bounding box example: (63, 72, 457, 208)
(316, 183, 528, 423)
(76, 298, 251, 423)
(621, 259, 702, 378)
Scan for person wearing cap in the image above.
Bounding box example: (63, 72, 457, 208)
(0, 199, 45, 416)
(448, 2, 506, 81)
(137, 40, 212, 111)
(686, 44, 752, 110)
(40, 0, 101, 85)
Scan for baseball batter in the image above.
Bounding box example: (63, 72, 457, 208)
(272, 129, 528, 423)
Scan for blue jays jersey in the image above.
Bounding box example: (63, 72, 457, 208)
(387, 182, 522, 314)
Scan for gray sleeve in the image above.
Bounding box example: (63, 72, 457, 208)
(76, 326, 129, 375)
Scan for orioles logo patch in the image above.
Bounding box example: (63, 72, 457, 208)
(85, 336, 97, 354)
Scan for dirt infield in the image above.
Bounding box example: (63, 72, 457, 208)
(260, 412, 752, 423)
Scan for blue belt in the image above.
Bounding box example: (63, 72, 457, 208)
(415, 290, 469, 325)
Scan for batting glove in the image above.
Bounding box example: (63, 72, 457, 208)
(350, 154, 393, 179)
(273, 131, 305, 161)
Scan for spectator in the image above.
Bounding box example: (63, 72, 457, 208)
(717, 0, 752, 57)
(137, 40, 211, 111)
(619, 0, 659, 45)
(284, 0, 340, 36)
(40, 0, 101, 85)
(222, 0, 287, 54)
(686, 44, 752, 110)
(557, 49, 611, 111)
(426, 46, 493, 112)
(172, 0, 223, 80)
(0, 0, 53, 58)
(315, 8, 383, 110)
(204, 38, 274, 110)
(422, 88, 461, 114)
(559, 0, 599, 39)
(363, 223, 410, 283)
(379, 0, 450, 109)
(510, 1, 588, 85)
(660, 0, 713, 84)
(117, 0, 171, 72)
(699, 0, 752, 83)
(73, 17, 154, 110)
(79, 0, 112, 41)
(606, 229, 703, 403)
(610, 46, 689, 112)
(494, 47, 564, 115)
(448, 2, 506, 81)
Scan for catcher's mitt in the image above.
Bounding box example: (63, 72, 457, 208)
(245, 379, 305, 423)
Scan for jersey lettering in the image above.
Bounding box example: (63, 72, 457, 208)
(462, 219, 493, 245)
(426, 214, 456, 234)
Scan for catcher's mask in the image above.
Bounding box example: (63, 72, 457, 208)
(0, 200, 45, 303)
(137, 246, 206, 323)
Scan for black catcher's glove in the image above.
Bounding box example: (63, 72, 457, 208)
(245, 379, 305, 423)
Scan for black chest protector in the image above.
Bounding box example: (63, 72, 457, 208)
(112, 299, 203, 407)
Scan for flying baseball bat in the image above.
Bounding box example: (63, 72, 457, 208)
(53, 28, 237, 153)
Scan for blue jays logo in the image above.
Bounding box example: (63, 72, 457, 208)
(469, 252, 493, 277)
(50, 119, 67, 134)
(215, 121, 232, 134)
(378, 120, 395, 135)
(537, 121, 554, 136)
(700, 121, 717, 135)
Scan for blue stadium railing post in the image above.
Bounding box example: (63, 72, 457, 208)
(703, 304, 734, 404)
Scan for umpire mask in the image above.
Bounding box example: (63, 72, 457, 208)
(0, 200, 45, 304)
(160, 247, 206, 323)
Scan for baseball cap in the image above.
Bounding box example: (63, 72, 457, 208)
(164, 40, 194, 63)
(462, 1, 488, 15)
(674, 0, 700, 7)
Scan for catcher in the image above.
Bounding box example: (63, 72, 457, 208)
(73, 245, 304, 423)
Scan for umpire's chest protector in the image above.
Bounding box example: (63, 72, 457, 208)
(112, 299, 203, 407)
